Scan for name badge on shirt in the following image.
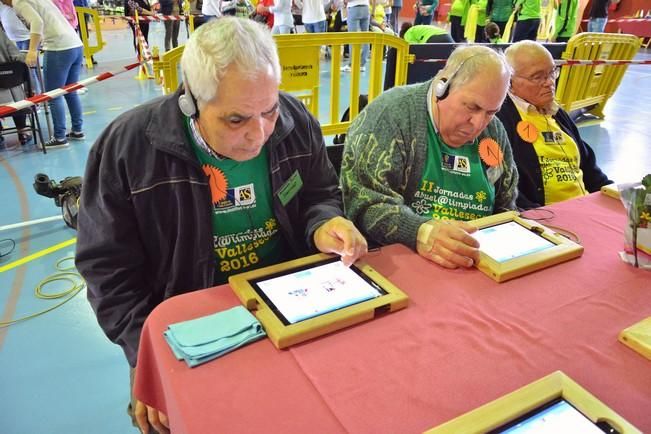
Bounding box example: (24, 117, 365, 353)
(277, 170, 303, 206)
(542, 131, 563, 145)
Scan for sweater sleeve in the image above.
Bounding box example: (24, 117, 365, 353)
(341, 95, 429, 251)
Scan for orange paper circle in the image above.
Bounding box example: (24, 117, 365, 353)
(517, 120, 538, 143)
(479, 138, 503, 167)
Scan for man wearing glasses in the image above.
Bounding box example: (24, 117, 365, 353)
(497, 40, 611, 209)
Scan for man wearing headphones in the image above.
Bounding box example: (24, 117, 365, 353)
(497, 40, 611, 209)
(76, 17, 367, 434)
(341, 45, 518, 269)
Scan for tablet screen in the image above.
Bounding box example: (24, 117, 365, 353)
(490, 398, 605, 434)
(250, 258, 386, 325)
(472, 221, 555, 263)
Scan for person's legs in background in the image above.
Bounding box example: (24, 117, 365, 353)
(414, 12, 433, 25)
(172, 20, 180, 48)
(390, 5, 401, 31)
(512, 18, 540, 41)
(43, 47, 84, 146)
(63, 47, 84, 138)
(346, 5, 370, 68)
(449, 15, 465, 42)
(164, 20, 173, 51)
(587, 17, 607, 32)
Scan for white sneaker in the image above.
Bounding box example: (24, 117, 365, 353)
(340, 65, 352, 72)
(77, 87, 88, 95)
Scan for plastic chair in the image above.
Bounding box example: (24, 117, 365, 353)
(0, 61, 46, 153)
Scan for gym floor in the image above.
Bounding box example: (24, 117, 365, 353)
(0, 22, 650, 434)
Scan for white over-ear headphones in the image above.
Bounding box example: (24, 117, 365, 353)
(434, 77, 451, 100)
(178, 74, 198, 118)
(434, 53, 488, 101)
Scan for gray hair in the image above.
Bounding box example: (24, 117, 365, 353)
(180, 17, 281, 110)
(435, 45, 512, 92)
(504, 40, 553, 72)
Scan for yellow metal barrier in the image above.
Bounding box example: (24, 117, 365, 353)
(158, 45, 186, 94)
(556, 32, 640, 118)
(536, 0, 556, 41)
(75, 7, 106, 69)
(153, 33, 411, 136)
(274, 32, 410, 136)
(502, 11, 516, 42)
(464, 5, 479, 43)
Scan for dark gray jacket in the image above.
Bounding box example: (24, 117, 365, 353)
(76, 89, 342, 367)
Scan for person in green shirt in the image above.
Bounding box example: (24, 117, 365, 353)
(341, 45, 518, 269)
(487, 0, 513, 35)
(512, 0, 541, 41)
(399, 22, 454, 43)
(474, 0, 488, 42)
(448, 0, 469, 42)
(554, 0, 578, 42)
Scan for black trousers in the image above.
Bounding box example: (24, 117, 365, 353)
(449, 16, 465, 42)
(512, 18, 540, 42)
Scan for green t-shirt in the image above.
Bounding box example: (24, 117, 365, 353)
(410, 120, 495, 221)
(449, 0, 469, 18)
(515, 0, 541, 21)
(185, 117, 287, 283)
(404, 25, 449, 43)
(489, 0, 514, 22)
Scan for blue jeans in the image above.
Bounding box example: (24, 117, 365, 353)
(15, 39, 41, 94)
(43, 46, 84, 140)
(304, 20, 327, 33)
(347, 5, 370, 66)
(588, 17, 607, 33)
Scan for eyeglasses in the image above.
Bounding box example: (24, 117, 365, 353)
(516, 67, 560, 86)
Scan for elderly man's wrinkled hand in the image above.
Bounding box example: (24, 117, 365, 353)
(314, 216, 368, 266)
(134, 399, 170, 434)
(416, 219, 480, 269)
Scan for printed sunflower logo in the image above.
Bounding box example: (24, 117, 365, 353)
(265, 219, 277, 231)
(641, 211, 651, 223)
(475, 190, 487, 203)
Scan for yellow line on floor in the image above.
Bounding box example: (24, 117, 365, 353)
(0, 237, 77, 273)
(83, 110, 97, 115)
(107, 107, 123, 111)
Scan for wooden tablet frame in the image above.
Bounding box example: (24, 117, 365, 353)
(468, 211, 584, 283)
(601, 184, 620, 199)
(229, 253, 408, 349)
(425, 371, 641, 434)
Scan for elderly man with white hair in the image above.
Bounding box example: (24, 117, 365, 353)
(75, 17, 367, 434)
(341, 45, 519, 270)
(497, 40, 611, 209)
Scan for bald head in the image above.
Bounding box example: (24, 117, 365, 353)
(437, 45, 512, 95)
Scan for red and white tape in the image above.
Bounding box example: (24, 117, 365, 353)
(414, 58, 651, 66)
(581, 17, 651, 24)
(135, 19, 153, 62)
(0, 62, 142, 118)
(124, 14, 202, 22)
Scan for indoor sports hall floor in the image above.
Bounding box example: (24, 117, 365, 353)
(0, 22, 650, 434)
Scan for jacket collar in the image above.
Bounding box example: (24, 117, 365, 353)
(508, 92, 560, 116)
(144, 88, 295, 161)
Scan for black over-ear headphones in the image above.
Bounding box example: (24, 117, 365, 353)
(178, 73, 198, 118)
(434, 53, 489, 101)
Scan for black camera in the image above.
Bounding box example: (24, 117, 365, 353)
(33, 173, 83, 229)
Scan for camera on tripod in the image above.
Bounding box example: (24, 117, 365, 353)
(33, 173, 83, 229)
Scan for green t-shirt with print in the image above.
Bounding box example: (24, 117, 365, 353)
(409, 119, 495, 221)
(185, 117, 288, 283)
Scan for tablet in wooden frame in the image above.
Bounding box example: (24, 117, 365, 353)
(228, 253, 408, 349)
(425, 371, 641, 434)
(468, 211, 584, 282)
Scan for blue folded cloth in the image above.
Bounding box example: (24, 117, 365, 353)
(163, 306, 266, 368)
